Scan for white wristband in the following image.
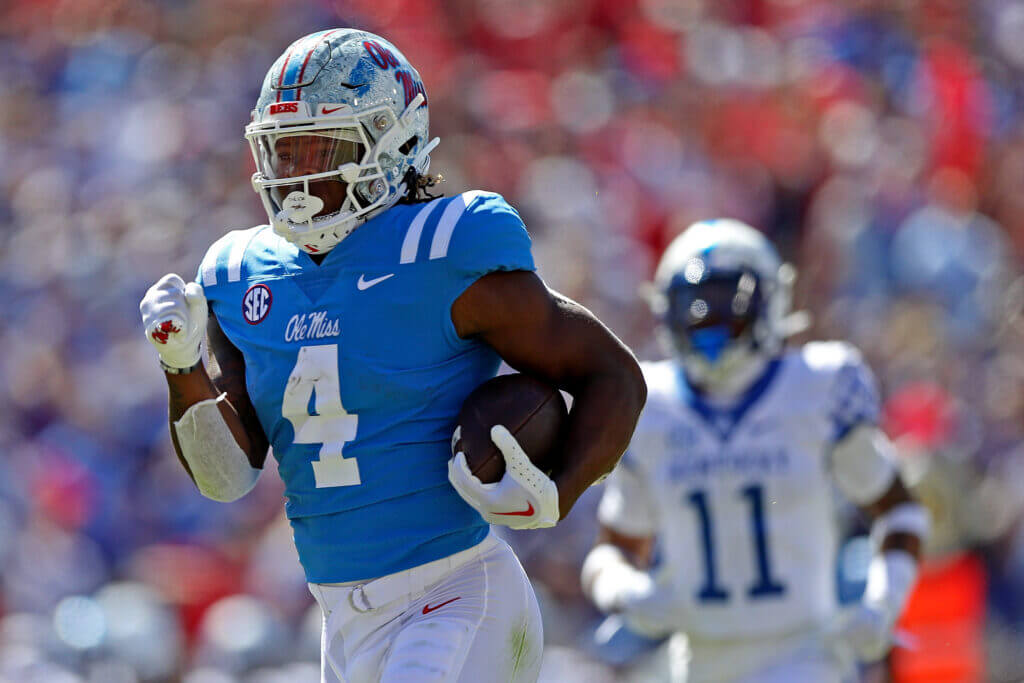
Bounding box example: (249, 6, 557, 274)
(870, 502, 930, 547)
(864, 549, 918, 622)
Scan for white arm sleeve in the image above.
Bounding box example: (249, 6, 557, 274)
(597, 454, 658, 537)
(173, 393, 261, 502)
(830, 424, 898, 506)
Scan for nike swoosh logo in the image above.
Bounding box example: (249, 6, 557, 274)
(422, 597, 461, 614)
(494, 502, 534, 516)
(321, 106, 346, 114)
(357, 273, 395, 290)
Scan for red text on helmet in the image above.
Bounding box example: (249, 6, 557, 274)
(361, 40, 427, 110)
(269, 102, 300, 115)
(395, 70, 428, 109)
(363, 41, 401, 69)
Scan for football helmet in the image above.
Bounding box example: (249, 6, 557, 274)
(651, 219, 796, 392)
(246, 29, 439, 254)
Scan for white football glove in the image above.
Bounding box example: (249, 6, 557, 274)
(140, 274, 207, 371)
(447, 425, 560, 530)
(830, 547, 919, 663)
(581, 544, 682, 639)
(620, 585, 686, 639)
(829, 602, 919, 665)
(830, 603, 894, 663)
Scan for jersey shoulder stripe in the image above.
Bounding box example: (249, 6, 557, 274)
(226, 225, 269, 282)
(198, 232, 234, 287)
(399, 197, 445, 264)
(430, 190, 487, 260)
(198, 226, 267, 287)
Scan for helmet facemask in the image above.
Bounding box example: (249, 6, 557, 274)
(260, 131, 363, 216)
(247, 100, 424, 254)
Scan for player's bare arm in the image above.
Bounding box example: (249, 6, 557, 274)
(595, 525, 654, 569)
(452, 269, 647, 520)
(861, 478, 922, 559)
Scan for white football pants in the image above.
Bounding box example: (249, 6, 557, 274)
(308, 531, 543, 683)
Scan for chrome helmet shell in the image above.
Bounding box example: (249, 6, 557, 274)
(246, 29, 438, 254)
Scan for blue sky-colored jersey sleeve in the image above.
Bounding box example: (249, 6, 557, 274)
(439, 192, 536, 347)
(447, 192, 535, 281)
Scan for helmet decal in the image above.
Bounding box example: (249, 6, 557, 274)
(274, 29, 346, 102)
(362, 40, 428, 109)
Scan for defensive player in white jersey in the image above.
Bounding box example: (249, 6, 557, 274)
(138, 29, 645, 683)
(581, 219, 929, 682)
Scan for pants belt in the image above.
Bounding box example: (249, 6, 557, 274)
(317, 531, 498, 613)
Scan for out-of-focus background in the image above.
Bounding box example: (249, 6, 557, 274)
(3, 0, 1024, 681)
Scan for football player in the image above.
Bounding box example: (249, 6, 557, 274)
(138, 29, 645, 683)
(581, 219, 929, 682)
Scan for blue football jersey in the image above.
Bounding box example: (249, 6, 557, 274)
(195, 191, 535, 582)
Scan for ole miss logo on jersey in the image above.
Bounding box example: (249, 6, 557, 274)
(243, 284, 272, 324)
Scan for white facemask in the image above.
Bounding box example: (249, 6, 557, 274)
(681, 342, 770, 402)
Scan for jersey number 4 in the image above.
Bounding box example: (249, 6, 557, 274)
(282, 345, 360, 488)
(687, 484, 786, 603)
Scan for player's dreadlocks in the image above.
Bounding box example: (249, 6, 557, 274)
(399, 167, 444, 204)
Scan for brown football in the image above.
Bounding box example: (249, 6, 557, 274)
(454, 373, 568, 484)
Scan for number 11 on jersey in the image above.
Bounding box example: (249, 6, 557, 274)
(282, 344, 361, 488)
(687, 483, 786, 603)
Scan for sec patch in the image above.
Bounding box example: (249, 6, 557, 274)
(243, 284, 272, 324)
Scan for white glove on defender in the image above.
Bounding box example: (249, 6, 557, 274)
(140, 274, 207, 370)
(829, 549, 919, 662)
(581, 544, 682, 639)
(830, 603, 893, 663)
(447, 425, 560, 530)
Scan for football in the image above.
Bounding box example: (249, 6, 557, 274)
(454, 373, 569, 484)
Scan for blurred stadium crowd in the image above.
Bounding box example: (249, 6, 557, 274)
(3, 0, 1024, 680)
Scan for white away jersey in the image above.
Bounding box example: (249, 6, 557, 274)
(599, 342, 880, 640)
